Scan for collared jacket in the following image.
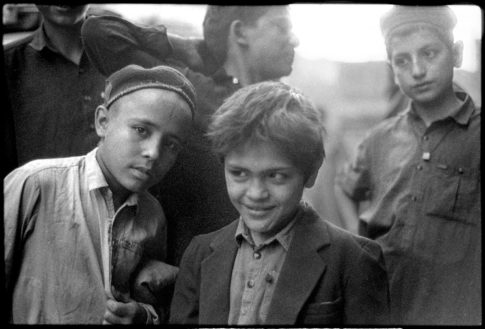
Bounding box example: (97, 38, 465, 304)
(170, 203, 390, 325)
(4, 149, 166, 323)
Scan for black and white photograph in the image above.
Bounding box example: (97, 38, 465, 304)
(2, 3, 481, 325)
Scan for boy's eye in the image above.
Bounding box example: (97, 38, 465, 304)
(393, 56, 409, 67)
(423, 49, 437, 59)
(133, 126, 148, 136)
(272, 20, 292, 35)
(268, 172, 288, 183)
(164, 139, 182, 153)
(228, 169, 248, 180)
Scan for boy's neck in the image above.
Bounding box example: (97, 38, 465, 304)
(248, 207, 299, 246)
(413, 90, 463, 127)
(223, 48, 263, 87)
(43, 19, 84, 65)
(95, 152, 130, 211)
(224, 60, 254, 87)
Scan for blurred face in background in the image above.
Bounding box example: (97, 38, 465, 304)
(243, 6, 299, 82)
(36, 5, 89, 27)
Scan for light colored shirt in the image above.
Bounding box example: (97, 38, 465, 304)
(228, 215, 297, 325)
(4, 148, 164, 324)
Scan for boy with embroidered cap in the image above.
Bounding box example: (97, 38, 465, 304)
(4, 64, 196, 324)
(170, 81, 390, 325)
(334, 5, 481, 324)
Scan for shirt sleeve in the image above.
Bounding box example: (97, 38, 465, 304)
(335, 138, 372, 201)
(4, 168, 40, 293)
(81, 15, 173, 76)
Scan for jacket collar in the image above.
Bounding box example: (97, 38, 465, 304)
(265, 203, 330, 324)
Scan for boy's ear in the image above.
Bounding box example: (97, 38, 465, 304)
(94, 105, 110, 138)
(452, 40, 464, 68)
(229, 20, 249, 47)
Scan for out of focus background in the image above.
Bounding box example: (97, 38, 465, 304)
(3, 3, 481, 230)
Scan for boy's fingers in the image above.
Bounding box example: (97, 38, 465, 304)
(104, 307, 131, 325)
(107, 299, 131, 316)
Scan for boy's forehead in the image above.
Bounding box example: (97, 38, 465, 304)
(227, 139, 294, 166)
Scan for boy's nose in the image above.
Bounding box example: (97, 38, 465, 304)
(246, 179, 269, 200)
(411, 58, 426, 78)
(143, 137, 162, 161)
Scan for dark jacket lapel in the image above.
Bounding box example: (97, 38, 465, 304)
(199, 220, 239, 325)
(265, 205, 331, 324)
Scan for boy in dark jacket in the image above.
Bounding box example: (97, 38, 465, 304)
(170, 81, 390, 325)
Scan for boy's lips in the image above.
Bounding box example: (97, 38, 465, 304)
(243, 204, 276, 216)
(131, 166, 153, 180)
(413, 81, 433, 91)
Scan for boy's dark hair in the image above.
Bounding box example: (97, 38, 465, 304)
(203, 6, 275, 65)
(207, 81, 325, 181)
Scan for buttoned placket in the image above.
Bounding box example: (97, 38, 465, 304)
(99, 187, 134, 298)
(239, 245, 264, 319)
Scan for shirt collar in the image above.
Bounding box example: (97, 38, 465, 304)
(86, 148, 138, 206)
(29, 24, 55, 52)
(234, 209, 299, 251)
(406, 90, 476, 126)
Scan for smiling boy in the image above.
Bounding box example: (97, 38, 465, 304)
(169, 81, 390, 325)
(334, 6, 481, 324)
(4, 64, 196, 324)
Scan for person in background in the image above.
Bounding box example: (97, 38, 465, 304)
(81, 5, 300, 267)
(4, 65, 196, 324)
(334, 5, 481, 324)
(170, 81, 390, 325)
(3, 5, 106, 176)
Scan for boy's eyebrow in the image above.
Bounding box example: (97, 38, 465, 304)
(225, 162, 294, 172)
(128, 118, 185, 142)
(128, 118, 159, 127)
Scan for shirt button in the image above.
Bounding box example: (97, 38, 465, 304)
(247, 280, 255, 288)
(417, 165, 423, 170)
(423, 135, 429, 141)
(458, 168, 464, 174)
(253, 252, 261, 259)
(265, 273, 274, 284)
(411, 195, 417, 202)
